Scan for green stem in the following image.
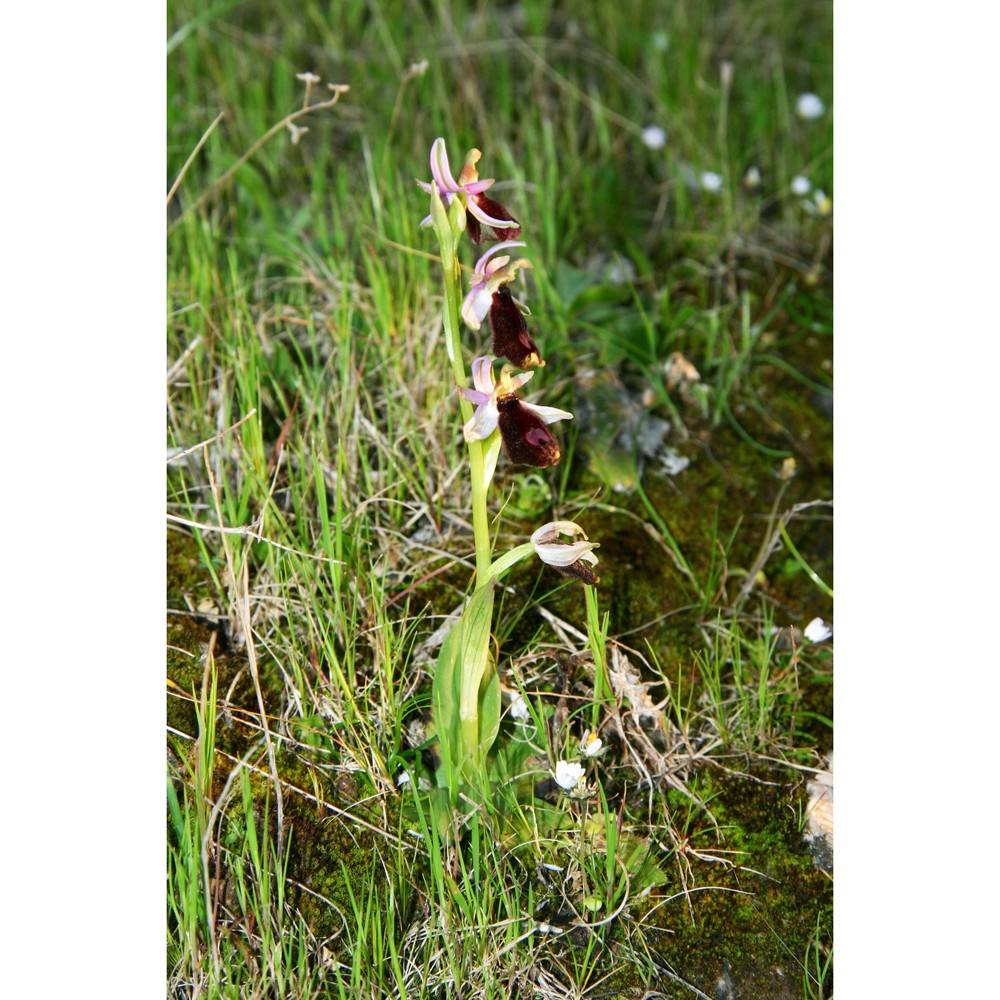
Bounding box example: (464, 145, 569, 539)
(779, 521, 834, 598)
(435, 195, 492, 586)
(585, 584, 609, 730)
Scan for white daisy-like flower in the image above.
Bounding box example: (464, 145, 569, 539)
(796, 93, 826, 120)
(641, 125, 667, 150)
(579, 731, 604, 758)
(804, 617, 833, 643)
(553, 760, 586, 790)
(700, 171, 723, 193)
(743, 165, 762, 189)
(791, 175, 811, 196)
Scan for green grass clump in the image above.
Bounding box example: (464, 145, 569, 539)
(168, 1, 832, 996)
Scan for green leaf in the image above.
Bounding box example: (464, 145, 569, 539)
(477, 660, 501, 753)
(432, 579, 498, 796)
(458, 581, 496, 765)
(431, 623, 462, 795)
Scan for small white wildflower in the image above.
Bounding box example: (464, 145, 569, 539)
(744, 165, 762, 189)
(554, 760, 586, 790)
(641, 125, 667, 150)
(396, 770, 411, 787)
(804, 617, 833, 643)
(791, 175, 811, 196)
(796, 93, 826, 120)
(579, 731, 604, 758)
(296, 71, 321, 84)
(700, 171, 723, 193)
(509, 693, 530, 722)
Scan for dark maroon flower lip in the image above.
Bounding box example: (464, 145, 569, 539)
(551, 559, 600, 585)
(466, 194, 522, 245)
(496, 394, 562, 467)
(489, 286, 543, 369)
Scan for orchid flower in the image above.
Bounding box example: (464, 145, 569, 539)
(461, 242, 543, 369)
(531, 520, 600, 585)
(460, 357, 571, 468)
(417, 137, 522, 244)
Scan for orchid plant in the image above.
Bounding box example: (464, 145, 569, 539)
(418, 137, 601, 804)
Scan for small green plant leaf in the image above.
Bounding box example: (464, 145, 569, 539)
(457, 580, 496, 770)
(477, 658, 501, 754)
(432, 623, 462, 794)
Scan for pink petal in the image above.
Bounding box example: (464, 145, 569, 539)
(462, 287, 493, 330)
(430, 137, 460, 192)
(470, 356, 497, 394)
(462, 402, 499, 442)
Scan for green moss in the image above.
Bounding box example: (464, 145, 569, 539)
(640, 767, 832, 998)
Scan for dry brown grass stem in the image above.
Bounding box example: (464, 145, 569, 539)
(167, 87, 350, 227)
(166, 111, 225, 208)
(166, 513, 344, 565)
(166, 408, 258, 466)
